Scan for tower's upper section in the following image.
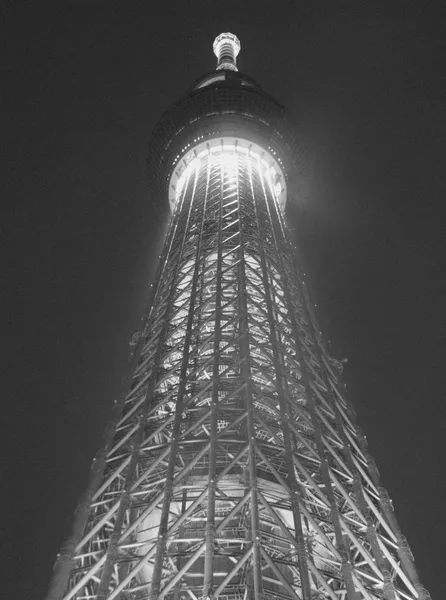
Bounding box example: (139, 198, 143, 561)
(147, 33, 306, 211)
(213, 33, 241, 71)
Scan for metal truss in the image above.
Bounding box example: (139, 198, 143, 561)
(47, 142, 430, 600)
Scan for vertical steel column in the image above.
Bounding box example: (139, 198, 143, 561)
(46, 202, 183, 600)
(261, 179, 358, 598)
(312, 359, 397, 598)
(277, 201, 422, 598)
(203, 148, 223, 599)
(250, 153, 312, 600)
(94, 161, 198, 599)
(46, 359, 137, 600)
(299, 284, 356, 593)
(235, 148, 264, 600)
(94, 204, 191, 600)
(150, 162, 209, 599)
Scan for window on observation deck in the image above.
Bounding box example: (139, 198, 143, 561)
(196, 74, 226, 89)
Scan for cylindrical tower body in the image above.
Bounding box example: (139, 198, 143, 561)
(47, 35, 430, 600)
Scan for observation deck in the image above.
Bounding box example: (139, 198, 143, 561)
(147, 34, 306, 212)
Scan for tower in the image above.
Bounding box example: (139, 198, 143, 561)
(47, 33, 430, 600)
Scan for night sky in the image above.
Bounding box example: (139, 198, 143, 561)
(3, 1, 445, 598)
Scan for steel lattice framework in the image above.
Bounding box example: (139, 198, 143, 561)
(47, 34, 430, 600)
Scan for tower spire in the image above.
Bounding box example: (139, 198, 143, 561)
(213, 32, 240, 71)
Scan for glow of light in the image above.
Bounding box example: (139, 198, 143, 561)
(170, 138, 287, 211)
(175, 156, 201, 201)
(216, 150, 237, 172)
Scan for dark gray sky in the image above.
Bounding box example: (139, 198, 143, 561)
(3, 1, 445, 597)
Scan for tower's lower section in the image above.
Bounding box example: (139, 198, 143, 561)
(48, 141, 429, 600)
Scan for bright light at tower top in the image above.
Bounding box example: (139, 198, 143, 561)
(213, 32, 241, 71)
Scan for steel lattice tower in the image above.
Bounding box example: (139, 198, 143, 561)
(47, 34, 430, 600)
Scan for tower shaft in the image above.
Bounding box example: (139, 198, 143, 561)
(47, 34, 430, 600)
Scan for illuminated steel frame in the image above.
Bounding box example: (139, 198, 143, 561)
(47, 35, 430, 600)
